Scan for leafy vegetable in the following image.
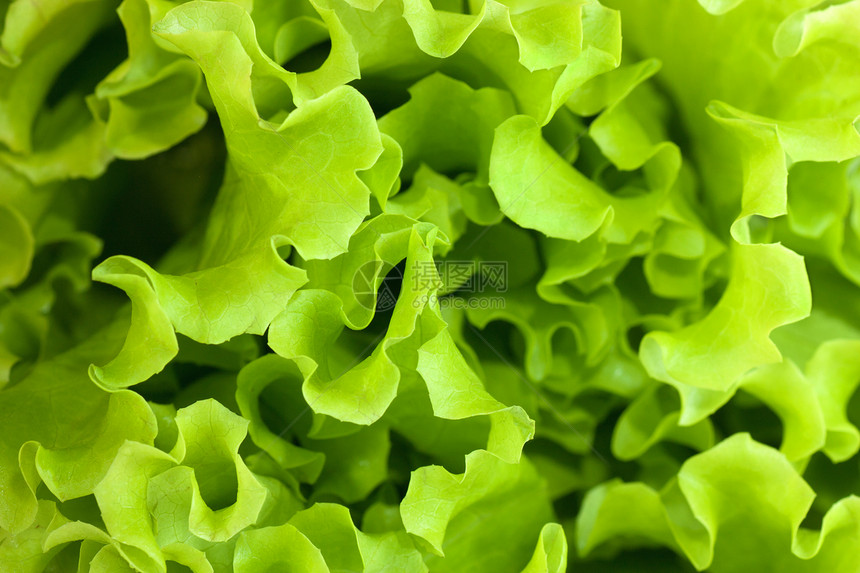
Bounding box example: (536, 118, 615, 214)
(2, 0, 860, 571)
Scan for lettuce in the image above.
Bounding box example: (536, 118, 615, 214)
(2, 0, 860, 571)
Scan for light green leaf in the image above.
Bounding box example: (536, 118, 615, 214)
(171, 399, 268, 542)
(640, 243, 811, 425)
(0, 203, 33, 288)
(805, 340, 860, 462)
(0, 322, 156, 534)
(233, 523, 329, 573)
(92, 0, 208, 159)
(401, 449, 555, 571)
(521, 523, 568, 573)
(235, 355, 326, 483)
(93, 441, 177, 571)
(289, 503, 427, 573)
(91, 2, 386, 389)
(489, 114, 613, 242)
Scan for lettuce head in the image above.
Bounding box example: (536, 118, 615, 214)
(2, 0, 860, 571)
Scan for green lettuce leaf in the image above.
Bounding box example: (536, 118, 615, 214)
(3, 0, 860, 571)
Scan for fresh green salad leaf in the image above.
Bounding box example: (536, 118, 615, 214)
(2, 0, 860, 571)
